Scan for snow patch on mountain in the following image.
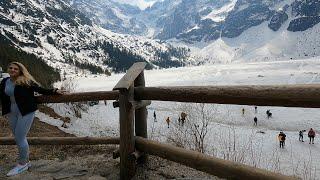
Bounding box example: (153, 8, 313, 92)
(202, 0, 237, 22)
(190, 20, 320, 64)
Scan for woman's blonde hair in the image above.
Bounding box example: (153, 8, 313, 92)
(8, 62, 39, 86)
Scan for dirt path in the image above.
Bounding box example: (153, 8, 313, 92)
(0, 107, 218, 179)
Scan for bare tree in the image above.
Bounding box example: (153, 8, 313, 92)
(167, 103, 213, 153)
(60, 79, 88, 118)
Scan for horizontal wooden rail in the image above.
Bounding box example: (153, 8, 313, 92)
(135, 137, 297, 180)
(36, 91, 119, 103)
(0, 137, 120, 145)
(135, 85, 320, 108)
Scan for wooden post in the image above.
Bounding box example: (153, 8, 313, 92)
(118, 86, 135, 179)
(113, 62, 147, 179)
(134, 71, 148, 163)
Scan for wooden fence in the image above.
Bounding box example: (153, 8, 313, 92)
(1, 62, 318, 179)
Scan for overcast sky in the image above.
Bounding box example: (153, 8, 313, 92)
(114, 0, 160, 10)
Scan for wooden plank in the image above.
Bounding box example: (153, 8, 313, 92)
(113, 62, 146, 90)
(119, 86, 136, 179)
(0, 137, 119, 145)
(37, 91, 119, 103)
(134, 71, 148, 163)
(135, 85, 320, 108)
(135, 137, 298, 180)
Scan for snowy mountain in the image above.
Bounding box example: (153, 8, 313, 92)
(0, 0, 191, 75)
(67, 0, 148, 35)
(69, 0, 320, 64)
(149, 0, 320, 43)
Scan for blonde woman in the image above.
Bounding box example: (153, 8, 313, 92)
(0, 62, 64, 176)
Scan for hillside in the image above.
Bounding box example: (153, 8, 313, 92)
(0, 0, 191, 76)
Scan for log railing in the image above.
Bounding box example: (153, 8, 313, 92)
(0, 137, 119, 145)
(1, 62, 316, 180)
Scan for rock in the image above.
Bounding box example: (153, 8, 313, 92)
(288, 16, 320, 32)
(268, 10, 288, 31)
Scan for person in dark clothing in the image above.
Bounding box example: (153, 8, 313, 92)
(266, 110, 272, 119)
(178, 116, 181, 125)
(181, 112, 187, 126)
(153, 111, 157, 122)
(0, 62, 64, 176)
(278, 131, 286, 148)
(299, 130, 304, 142)
(254, 117, 258, 126)
(254, 106, 257, 114)
(242, 108, 245, 116)
(166, 117, 170, 128)
(308, 128, 316, 144)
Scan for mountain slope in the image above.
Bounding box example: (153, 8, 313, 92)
(0, 0, 191, 75)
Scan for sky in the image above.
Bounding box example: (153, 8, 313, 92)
(114, 0, 160, 10)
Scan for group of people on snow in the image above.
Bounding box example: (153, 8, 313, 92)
(298, 128, 316, 144)
(243, 106, 316, 148)
(278, 128, 316, 148)
(242, 106, 272, 126)
(153, 111, 187, 128)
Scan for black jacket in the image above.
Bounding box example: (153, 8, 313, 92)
(0, 77, 58, 116)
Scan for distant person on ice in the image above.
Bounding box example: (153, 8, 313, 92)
(254, 106, 257, 114)
(254, 117, 258, 126)
(166, 117, 170, 128)
(308, 128, 316, 144)
(299, 130, 305, 142)
(242, 108, 245, 116)
(266, 110, 272, 119)
(180, 112, 187, 126)
(278, 131, 286, 148)
(153, 111, 157, 122)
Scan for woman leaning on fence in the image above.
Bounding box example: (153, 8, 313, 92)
(0, 62, 65, 176)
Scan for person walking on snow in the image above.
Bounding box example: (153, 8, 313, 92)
(242, 108, 245, 116)
(254, 106, 257, 114)
(278, 131, 286, 148)
(180, 112, 187, 126)
(153, 111, 157, 122)
(253, 117, 258, 126)
(308, 128, 316, 144)
(299, 130, 304, 142)
(166, 117, 170, 128)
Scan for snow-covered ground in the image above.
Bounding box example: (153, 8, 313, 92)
(41, 58, 320, 179)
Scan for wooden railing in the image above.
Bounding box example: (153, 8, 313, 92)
(1, 62, 316, 179)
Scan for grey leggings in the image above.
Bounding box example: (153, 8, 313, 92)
(8, 103, 35, 164)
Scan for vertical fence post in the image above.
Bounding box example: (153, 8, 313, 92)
(119, 86, 135, 179)
(113, 62, 147, 179)
(134, 71, 148, 163)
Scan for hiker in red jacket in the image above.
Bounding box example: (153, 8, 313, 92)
(308, 128, 316, 144)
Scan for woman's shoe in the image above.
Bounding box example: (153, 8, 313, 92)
(6, 163, 29, 176)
